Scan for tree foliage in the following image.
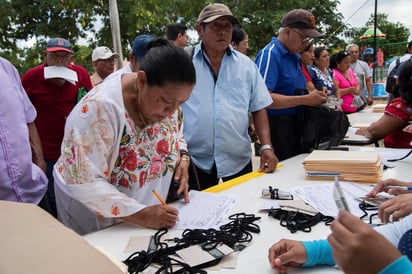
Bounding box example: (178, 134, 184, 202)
(0, 0, 408, 75)
(344, 13, 410, 60)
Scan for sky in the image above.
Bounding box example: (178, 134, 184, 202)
(337, 0, 412, 40)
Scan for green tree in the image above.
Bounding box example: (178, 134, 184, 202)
(1, 0, 347, 74)
(0, 0, 102, 74)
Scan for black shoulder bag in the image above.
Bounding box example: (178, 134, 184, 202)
(295, 88, 349, 152)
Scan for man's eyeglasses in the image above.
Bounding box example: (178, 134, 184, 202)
(291, 28, 313, 46)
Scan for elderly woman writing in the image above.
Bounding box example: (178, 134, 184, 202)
(53, 38, 196, 234)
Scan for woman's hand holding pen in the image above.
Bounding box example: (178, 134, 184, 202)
(123, 204, 179, 229)
(328, 211, 401, 274)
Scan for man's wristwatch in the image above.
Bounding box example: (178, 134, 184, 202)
(259, 144, 274, 154)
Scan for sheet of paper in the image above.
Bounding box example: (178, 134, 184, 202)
(123, 235, 152, 253)
(344, 127, 371, 141)
(291, 182, 373, 217)
(44, 66, 78, 84)
(356, 147, 412, 165)
(172, 190, 238, 229)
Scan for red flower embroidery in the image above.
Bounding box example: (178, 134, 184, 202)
(130, 173, 137, 183)
(119, 177, 129, 188)
(139, 171, 147, 188)
(111, 206, 120, 216)
(122, 150, 137, 171)
(156, 139, 170, 157)
(81, 104, 89, 113)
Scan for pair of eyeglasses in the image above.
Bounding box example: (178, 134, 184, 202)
(291, 28, 314, 46)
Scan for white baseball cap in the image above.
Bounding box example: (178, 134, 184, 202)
(92, 46, 119, 61)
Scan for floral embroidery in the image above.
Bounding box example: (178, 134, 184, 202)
(55, 86, 183, 221)
(81, 104, 89, 113)
(156, 139, 170, 157)
(110, 113, 178, 190)
(111, 205, 120, 216)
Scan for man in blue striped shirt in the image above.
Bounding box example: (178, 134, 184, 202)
(255, 9, 326, 161)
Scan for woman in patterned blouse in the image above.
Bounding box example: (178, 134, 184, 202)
(53, 38, 196, 234)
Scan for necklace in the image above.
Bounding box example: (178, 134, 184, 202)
(133, 75, 146, 128)
(138, 111, 146, 128)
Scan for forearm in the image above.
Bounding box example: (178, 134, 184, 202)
(337, 87, 353, 96)
(268, 93, 306, 109)
(366, 78, 373, 99)
(28, 122, 46, 173)
(251, 109, 272, 146)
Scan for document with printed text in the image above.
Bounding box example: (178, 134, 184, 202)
(172, 190, 239, 230)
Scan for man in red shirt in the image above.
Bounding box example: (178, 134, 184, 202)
(21, 37, 93, 217)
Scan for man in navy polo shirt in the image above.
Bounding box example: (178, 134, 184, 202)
(255, 9, 326, 161)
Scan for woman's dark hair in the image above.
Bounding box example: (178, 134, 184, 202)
(140, 37, 196, 87)
(314, 46, 327, 59)
(166, 23, 187, 41)
(330, 50, 350, 69)
(231, 26, 247, 45)
(397, 59, 412, 104)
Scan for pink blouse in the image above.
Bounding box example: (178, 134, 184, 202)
(333, 68, 358, 113)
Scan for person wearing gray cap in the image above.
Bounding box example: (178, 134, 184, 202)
(182, 3, 278, 191)
(90, 46, 119, 86)
(255, 9, 327, 161)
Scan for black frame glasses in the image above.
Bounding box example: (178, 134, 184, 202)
(291, 28, 314, 46)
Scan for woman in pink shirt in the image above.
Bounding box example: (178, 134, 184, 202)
(331, 51, 364, 113)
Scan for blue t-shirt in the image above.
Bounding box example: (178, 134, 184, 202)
(255, 37, 306, 116)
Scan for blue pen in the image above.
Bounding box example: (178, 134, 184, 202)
(384, 186, 412, 191)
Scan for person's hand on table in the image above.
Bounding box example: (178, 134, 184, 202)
(368, 178, 412, 197)
(403, 124, 412, 133)
(123, 205, 179, 229)
(259, 149, 279, 173)
(376, 194, 412, 223)
(328, 210, 402, 274)
(355, 127, 371, 138)
(367, 179, 412, 223)
(268, 239, 307, 273)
